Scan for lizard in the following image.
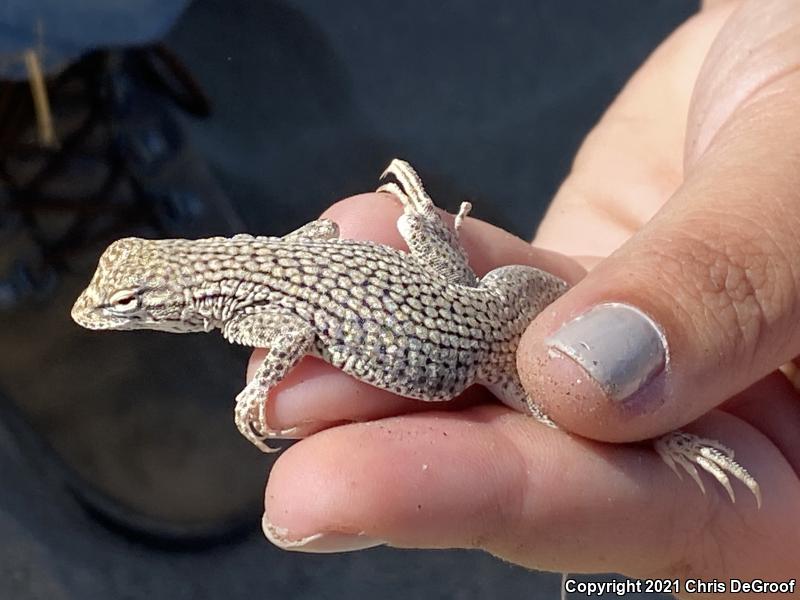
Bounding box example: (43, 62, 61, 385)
(71, 158, 761, 508)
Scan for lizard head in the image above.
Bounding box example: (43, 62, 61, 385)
(71, 237, 203, 333)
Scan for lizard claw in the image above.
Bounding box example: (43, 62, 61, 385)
(655, 431, 761, 508)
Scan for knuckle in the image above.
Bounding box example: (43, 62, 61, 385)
(649, 214, 798, 360)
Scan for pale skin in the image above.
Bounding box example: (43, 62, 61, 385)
(254, 1, 799, 596)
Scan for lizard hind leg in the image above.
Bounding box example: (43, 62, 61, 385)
(225, 311, 316, 452)
(377, 159, 478, 286)
(654, 431, 762, 508)
(480, 366, 558, 429)
(487, 362, 761, 508)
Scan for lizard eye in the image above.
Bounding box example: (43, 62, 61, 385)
(107, 290, 140, 313)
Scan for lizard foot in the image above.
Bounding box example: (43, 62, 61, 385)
(654, 431, 761, 508)
(379, 158, 437, 218)
(377, 158, 479, 286)
(233, 390, 280, 454)
(454, 201, 472, 232)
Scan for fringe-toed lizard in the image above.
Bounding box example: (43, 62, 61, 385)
(71, 159, 761, 508)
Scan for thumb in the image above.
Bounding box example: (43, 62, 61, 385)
(518, 0, 800, 442)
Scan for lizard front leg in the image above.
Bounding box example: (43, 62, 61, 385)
(227, 219, 339, 245)
(282, 219, 339, 242)
(224, 311, 316, 452)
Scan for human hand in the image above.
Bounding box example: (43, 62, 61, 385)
(255, 1, 799, 595)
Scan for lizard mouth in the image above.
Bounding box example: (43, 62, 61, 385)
(70, 303, 134, 330)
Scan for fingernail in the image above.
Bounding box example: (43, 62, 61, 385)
(262, 513, 385, 553)
(546, 302, 667, 403)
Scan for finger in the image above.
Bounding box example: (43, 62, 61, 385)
(253, 350, 491, 437)
(533, 2, 738, 258)
(262, 405, 797, 581)
(721, 370, 800, 476)
(252, 192, 583, 434)
(519, 0, 800, 442)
